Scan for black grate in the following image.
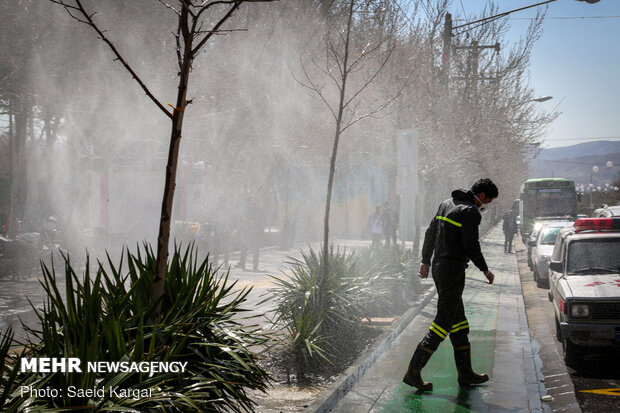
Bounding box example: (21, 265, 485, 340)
(591, 302, 620, 320)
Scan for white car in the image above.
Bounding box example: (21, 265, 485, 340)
(527, 218, 573, 270)
(591, 205, 620, 218)
(531, 221, 572, 288)
(548, 217, 620, 369)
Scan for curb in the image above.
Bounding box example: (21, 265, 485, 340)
(308, 284, 437, 413)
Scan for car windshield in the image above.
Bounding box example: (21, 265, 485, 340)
(567, 238, 620, 275)
(540, 227, 562, 245)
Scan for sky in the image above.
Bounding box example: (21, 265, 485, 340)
(444, 0, 620, 148)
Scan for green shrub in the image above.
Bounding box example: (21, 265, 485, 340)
(267, 243, 423, 379)
(2, 244, 270, 412)
(354, 244, 421, 315)
(1, 328, 29, 412)
(267, 245, 380, 378)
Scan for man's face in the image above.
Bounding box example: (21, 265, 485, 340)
(475, 192, 494, 207)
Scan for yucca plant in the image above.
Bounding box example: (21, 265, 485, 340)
(354, 244, 421, 315)
(0, 327, 33, 413)
(268, 245, 381, 378)
(4, 244, 271, 412)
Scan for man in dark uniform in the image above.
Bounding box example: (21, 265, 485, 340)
(403, 178, 498, 392)
(502, 209, 518, 253)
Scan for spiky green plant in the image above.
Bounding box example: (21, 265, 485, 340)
(354, 244, 421, 315)
(268, 245, 381, 377)
(0, 328, 31, 413)
(3, 244, 271, 412)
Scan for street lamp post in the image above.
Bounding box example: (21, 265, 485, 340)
(589, 167, 597, 209)
(589, 161, 616, 210)
(530, 96, 553, 103)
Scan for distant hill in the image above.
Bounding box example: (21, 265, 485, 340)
(529, 140, 620, 186)
(536, 140, 620, 160)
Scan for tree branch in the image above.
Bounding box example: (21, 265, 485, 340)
(157, 0, 181, 15)
(192, 0, 276, 55)
(290, 59, 337, 121)
(51, 0, 173, 119)
(311, 59, 341, 95)
(344, 43, 395, 109)
(191, 3, 242, 54)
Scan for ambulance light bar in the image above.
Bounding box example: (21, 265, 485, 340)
(573, 218, 620, 232)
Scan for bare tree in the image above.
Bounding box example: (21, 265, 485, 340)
(294, 0, 408, 293)
(388, 1, 558, 217)
(50, 0, 274, 321)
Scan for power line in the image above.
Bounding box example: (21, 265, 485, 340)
(545, 136, 620, 142)
(453, 15, 620, 22)
(459, 0, 466, 17)
(509, 15, 620, 20)
(393, 0, 416, 30)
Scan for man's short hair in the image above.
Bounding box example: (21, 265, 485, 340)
(471, 178, 498, 199)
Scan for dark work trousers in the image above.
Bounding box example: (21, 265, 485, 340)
(418, 260, 470, 351)
(239, 231, 261, 271)
(504, 233, 514, 253)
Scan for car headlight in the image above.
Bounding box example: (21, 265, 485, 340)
(570, 303, 590, 318)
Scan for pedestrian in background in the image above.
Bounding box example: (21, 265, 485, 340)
(382, 201, 399, 247)
(212, 200, 233, 268)
(502, 209, 517, 253)
(366, 204, 384, 247)
(403, 178, 498, 392)
(236, 195, 265, 271)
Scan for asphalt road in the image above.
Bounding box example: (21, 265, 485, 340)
(516, 240, 620, 413)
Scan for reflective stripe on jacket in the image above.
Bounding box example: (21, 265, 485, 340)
(421, 188, 489, 272)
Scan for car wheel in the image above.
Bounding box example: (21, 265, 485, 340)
(554, 317, 561, 342)
(562, 338, 581, 370)
(535, 271, 544, 288)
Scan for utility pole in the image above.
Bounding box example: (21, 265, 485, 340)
(441, 12, 452, 88)
(415, 12, 451, 255)
(456, 41, 500, 92)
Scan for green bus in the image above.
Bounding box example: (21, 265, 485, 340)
(519, 178, 577, 240)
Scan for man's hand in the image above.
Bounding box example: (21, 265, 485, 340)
(418, 264, 430, 279)
(483, 270, 495, 284)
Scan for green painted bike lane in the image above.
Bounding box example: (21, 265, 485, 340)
(377, 230, 506, 413)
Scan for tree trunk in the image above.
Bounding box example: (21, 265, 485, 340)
(320, 0, 355, 300)
(152, 21, 192, 322)
(7, 104, 17, 239)
(8, 95, 29, 239)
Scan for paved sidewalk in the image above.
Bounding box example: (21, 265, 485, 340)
(317, 225, 546, 413)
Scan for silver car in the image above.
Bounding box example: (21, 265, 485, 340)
(531, 221, 572, 288)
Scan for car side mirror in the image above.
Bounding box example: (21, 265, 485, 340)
(549, 261, 563, 273)
(527, 239, 536, 247)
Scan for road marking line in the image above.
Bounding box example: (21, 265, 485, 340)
(579, 388, 620, 396)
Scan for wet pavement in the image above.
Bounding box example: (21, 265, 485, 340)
(0, 275, 57, 343)
(311, 225, 552, 413)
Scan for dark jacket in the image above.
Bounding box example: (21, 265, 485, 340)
(502, 213, 517, 236)
(421, 189, 488, 272)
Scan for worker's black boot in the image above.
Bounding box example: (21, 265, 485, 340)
(454, 345, 489, 386)
(403, 345, 434, 392)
